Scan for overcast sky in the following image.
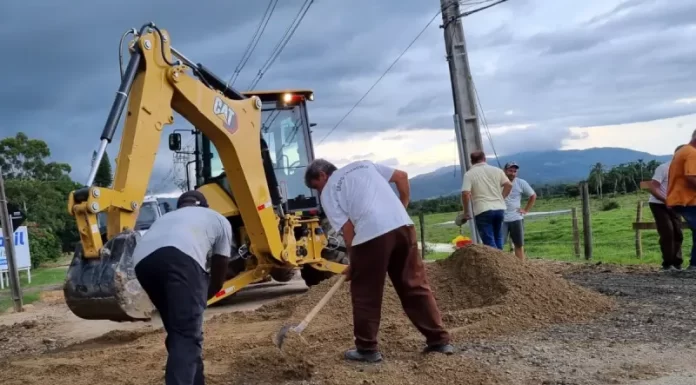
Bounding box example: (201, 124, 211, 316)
(1, 0, 695, 193)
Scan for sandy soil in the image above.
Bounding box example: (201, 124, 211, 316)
(0, 247, 695, 384)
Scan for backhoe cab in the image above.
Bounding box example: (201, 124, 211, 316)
(64, 23, 347, 322)
(169, 90, 347, 284)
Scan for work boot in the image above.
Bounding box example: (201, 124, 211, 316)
(344, 348, 383, 363)
(423, 343, 456, 355)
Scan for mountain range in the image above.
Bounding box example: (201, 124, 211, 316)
(407, 147, 672, 201)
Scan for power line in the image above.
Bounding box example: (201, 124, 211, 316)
(247, 0, 314, 90)
(317, 10, 442, 145)
(471, 77, 501, 168)
(226, 0, 278, 88)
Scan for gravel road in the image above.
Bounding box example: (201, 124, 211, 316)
(457, 262, 696, 384)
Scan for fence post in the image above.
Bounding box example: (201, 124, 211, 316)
(418, 211, 426, 259)
(580, 182, 593, 260)
(635, 201, 643, 258)
(571, 207, 581, 258)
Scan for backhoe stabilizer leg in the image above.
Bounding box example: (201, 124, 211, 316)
(305, 260, 347, 274)
(207, 267, 270, 306)
(63, 230, 154, 322)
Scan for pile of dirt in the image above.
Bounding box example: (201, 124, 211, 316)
(0, 316, 63, 359)
(0, 245, 613, 385)
(209, 244, 614, 384)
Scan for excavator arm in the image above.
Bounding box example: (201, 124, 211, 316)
(69, 24, 283, 259)
(64, 23, 313, 321)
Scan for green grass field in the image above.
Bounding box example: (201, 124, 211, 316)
(413, 192, 690, 265)
(0, 195, 683, 312)
(0, 262, 69, 312)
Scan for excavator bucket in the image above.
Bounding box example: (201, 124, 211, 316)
(63, 230, 154, 322)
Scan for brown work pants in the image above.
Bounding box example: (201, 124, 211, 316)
(349, 225, 450, 352)
(649, 203, 684, 268)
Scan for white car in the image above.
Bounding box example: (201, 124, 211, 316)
(97, 196, 164, 237)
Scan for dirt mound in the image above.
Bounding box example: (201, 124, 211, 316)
(0, 245, 613, 385)
(0, 316, 64, 359)
(207, 244, 614, 384)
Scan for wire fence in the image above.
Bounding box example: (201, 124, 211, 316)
(414, 192, 689, 265)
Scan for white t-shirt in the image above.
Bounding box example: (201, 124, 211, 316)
(504, 177, 536, 222)
(132, 206, 234, 270)
(320, 160, 414, 246)
(648, 162, 670, 205)
(461, 163, 509, 216)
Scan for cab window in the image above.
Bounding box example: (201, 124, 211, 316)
(204, 100, 313, 202)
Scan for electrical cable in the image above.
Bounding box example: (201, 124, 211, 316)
(247, 0, 314, 90)
(226, 0, 278, 88)
(317, 10, 442, 145)
(471, 77, 501, 167)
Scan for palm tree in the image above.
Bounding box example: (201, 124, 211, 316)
(589, 162, 604, 199)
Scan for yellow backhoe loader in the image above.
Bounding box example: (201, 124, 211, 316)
(64, 22, 348, 322)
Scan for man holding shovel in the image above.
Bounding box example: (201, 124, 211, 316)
(305, 159, 453, 363)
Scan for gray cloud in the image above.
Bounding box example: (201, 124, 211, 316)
(2, 0, 696, 193)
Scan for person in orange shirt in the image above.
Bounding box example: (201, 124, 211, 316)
(666, 132, 696, 271)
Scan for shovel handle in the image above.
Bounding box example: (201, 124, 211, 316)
(294, 274, 347, 333)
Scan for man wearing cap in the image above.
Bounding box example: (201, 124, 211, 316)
(132, 190, 234, 385)
(501, 162, 536, 260)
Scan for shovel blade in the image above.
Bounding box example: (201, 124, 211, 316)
(273, 324, 295, 349)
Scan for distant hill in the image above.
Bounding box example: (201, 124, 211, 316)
(408, 147, 672, 201)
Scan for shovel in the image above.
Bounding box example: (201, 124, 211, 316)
(273, 274, 347, 349)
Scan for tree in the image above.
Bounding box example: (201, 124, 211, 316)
(0, 132, 72, 180)
(589, 162, 604, 199)
(92, 150, 113, 187)
(0, 133, 81, 258)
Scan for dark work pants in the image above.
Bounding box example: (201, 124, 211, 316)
(475, 209, 505, 249)
(672, 206, 696, 268)
(349, 225, 450, 352)
(135, 247, 209, 385)
(648, 203, 684, 268)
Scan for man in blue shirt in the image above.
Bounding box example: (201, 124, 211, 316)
(501, 162, 536, 260)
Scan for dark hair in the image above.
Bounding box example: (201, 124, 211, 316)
(470, 150, 486, 164)
(676, 144, 686, 153)
(304, 158, 337, 187)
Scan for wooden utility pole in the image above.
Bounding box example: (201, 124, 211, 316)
(418, 212, 426, 259)
(0, 171, 23, 312)
(441, 0, 484, 155)
(580, 182, 593, 260)
(635, 201, 643, 258)
(571, 207, 581, 258)
(440, 0, 489, 244)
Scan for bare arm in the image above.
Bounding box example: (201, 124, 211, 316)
(340, 220, 355, 281)
(208, 219, 234, 299)
(390, 169, 410, 208)
(502, 181, 513, 199)
(648, 180, 666, 202)
(208, 254, 229, 300)
(341, 219, 355, 256)
(461, 191, 472, 218)
(522, 194, 537, 213)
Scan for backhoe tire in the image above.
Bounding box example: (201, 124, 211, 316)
(269, 267, 296, 282)
(300, 265, 333, 287)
